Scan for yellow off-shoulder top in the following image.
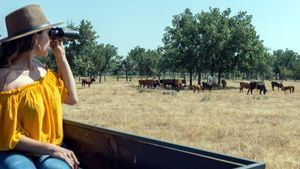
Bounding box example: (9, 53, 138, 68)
(0, 69, 68, 151)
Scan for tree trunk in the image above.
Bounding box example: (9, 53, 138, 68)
(197, 72, 201, 85)
(217, 71, 222, 85)
(189, 71, 193, 87)
(99, 74, 102, 83)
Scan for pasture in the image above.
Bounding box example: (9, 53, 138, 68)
(63, 78, 300, 169)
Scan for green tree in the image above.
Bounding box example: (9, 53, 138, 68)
(163, 8, 198, 86)
(294, 60, 300, 79)
(65, 20, 99, 76)
(95, 44, 118, 82)
(273, 49, 298, 80)
(110, 55, 123, 81)
(122, 55, 134, 81)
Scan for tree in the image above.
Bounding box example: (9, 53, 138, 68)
(65, 20, 99, 76)
(294, 60, 300, 79)
(197, 8, 264, 83)
(110, 55, 123, 81)
(122, 55, 134, 81)
(163, 8, 199, 86)
(273, 49, 298, 80)
(95, 44, 118, 83)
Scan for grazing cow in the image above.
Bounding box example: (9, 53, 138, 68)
(202, 82, 213, 91)
(271, 81, 283, 91)
(176, 80, 184, 91)
(181, 79, 187, 89)
(192, 84, 201, 93)
(281, 86, 295, 93)
(239, 82, 250, 93)
(221, 79, 227, 88)
(160, 79, 183, 91)
(138, 79, 156, 88)
(82, 78, 96, 87)
(247, 81, 267, 95)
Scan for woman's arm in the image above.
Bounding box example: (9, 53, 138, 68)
(15, 136, 79, 169)
(50, 40, 78, 105)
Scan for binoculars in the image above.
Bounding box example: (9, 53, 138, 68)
(48, 27, 80, 40)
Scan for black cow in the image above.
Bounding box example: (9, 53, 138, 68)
(221, 79, 227, 88)
(271, 81, 283, 91)
(247, 81, 267, 95)
(160, 79, 182, 92)
(202, 82, 213, 91)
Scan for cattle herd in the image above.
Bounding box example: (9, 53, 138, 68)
(138, 79, 226, 92)
(239, 81, 295, 94)
(79, 77, 295, 94)
(138, 79, 295, 94)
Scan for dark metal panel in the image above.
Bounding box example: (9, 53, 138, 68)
(63, 119, 265, 169)
(235, 163, 266, 169)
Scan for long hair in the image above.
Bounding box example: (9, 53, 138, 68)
(0, 34, 36, 68)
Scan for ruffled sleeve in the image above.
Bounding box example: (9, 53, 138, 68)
(48, 70, 69, 102)
(0, 95, 27, 151)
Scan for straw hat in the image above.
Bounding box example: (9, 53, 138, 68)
(0, 4, 62, 43)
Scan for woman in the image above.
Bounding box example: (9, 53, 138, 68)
(0, 4, 79, 169)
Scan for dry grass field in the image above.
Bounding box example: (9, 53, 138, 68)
(63, 78, 300, 169)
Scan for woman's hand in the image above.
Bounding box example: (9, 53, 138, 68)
(50, 39, 65, 58)
(47, 144, 80, 169)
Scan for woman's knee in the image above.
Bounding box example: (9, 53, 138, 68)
(0, 152, 36, 169)
(37, 155, 70, 169)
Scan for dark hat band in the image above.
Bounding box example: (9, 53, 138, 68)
(8, 22, 50, 38)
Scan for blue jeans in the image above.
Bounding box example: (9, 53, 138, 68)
(0, 151, 70, 169)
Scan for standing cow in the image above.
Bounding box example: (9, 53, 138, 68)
(247, 81, 267, 95)
(271, 81, 283, 91)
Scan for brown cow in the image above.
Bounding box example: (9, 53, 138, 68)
(192, 84, 201, 93)
(181, 79, 187, 89)
(82, 78, 96, 87)
(247, 81, 267, 95)
(160, 79, 183, 92)
(221, 79, 227, 88)
(240, 82, 250, 93)
(271, 81, 283, 91)
(138, 79, 156, 88)
(281, 86, 295, 93)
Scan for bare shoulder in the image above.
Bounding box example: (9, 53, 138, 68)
(32, 58, 46, 69)
(0, 68, 10, 90)
(0, 68, 9, 79)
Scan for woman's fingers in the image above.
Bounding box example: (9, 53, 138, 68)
(48, 145, 79, 169)
(65, 151, 80, 169)
(63, 153, 75, 169)
(70, 151, 80, 165)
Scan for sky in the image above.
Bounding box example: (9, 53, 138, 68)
(1, 0, 300, 56)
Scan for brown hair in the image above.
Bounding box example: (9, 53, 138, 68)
(0, 34, 36, 68)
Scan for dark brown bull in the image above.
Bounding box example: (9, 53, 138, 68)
(247, 81, 267, 95)
(239, 82, 250, 93)
(201, 82, 213, 91)
(160, 79, 183, 92)
(271, 81, 283, 91)
(82, 78, 96, 87)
